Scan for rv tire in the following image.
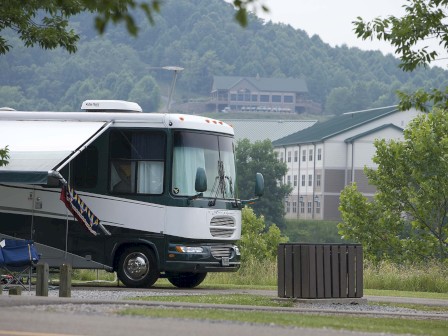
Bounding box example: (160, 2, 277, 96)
(117, 245, 159, 288)
(166, 272, 207, 288)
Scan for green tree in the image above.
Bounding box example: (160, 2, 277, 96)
(128, 75, 160, 112)
(353, 0, 448, 111)
(0, 146, 9, 167)
(0, 0, 266, 55)
(0, 86, 30, 110)
(325, 87, 353, 115)
(236, 139, 292, 229)
(338, 109, 448, 262)
(239, 206, 288, 261)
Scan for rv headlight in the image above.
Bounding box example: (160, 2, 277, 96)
(175, 246, 204, 253)
(234, 246, 241, 256)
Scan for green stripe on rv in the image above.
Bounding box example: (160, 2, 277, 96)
(0, 171, 49, 185)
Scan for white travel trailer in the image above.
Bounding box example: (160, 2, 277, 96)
(0, 100, 263, 288)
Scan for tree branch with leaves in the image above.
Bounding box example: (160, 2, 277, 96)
(353, 0, 448, 112)
(339, 109, 448, 262)
(0, 0, 267, 55)
(0, 146, 9, 167)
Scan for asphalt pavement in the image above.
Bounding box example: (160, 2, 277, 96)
(0, 287, 447, 336)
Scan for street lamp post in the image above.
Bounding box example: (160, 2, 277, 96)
(149, 66, 184, 112)
(163, 66, 184, 112)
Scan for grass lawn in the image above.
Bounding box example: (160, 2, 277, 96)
(364, 289, 448, 300)
(118, 307, 448, 336)
(123, 293, 448, 335)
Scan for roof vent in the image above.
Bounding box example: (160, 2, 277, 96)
(81, 100, 143, 113)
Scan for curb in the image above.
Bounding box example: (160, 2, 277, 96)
(1, 294, 447, 320)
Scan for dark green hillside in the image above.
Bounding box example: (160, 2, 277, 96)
(0, 0, 446, 113)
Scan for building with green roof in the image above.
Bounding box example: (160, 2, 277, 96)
(226, 119, 317, 142)
(209, 76, 321, 115)
(272, 106, 421, 221)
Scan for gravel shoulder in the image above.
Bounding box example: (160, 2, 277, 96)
(1, 286, 447, 320)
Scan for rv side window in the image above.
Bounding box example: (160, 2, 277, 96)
(73, 146, 98, 188)
(109, 130, 166, 195)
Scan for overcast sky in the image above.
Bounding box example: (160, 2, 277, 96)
(252, 0, 448, 68)
(255, 0, 405, 55)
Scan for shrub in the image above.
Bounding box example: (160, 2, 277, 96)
(0, 145, 9, 166)
(239, 206, 288, 262)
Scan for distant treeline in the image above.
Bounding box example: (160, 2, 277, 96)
(1, 0, 447, 114)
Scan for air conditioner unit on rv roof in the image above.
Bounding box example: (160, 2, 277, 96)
(81, 100, 142, 113)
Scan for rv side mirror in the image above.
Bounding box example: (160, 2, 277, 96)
(195, 167, 207, 192)
(254, 173, 264, 197)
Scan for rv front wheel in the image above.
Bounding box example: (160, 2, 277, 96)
(166, 272, 207, 288)
(117, 246, 159, 288)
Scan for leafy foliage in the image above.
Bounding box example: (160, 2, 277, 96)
(284, 219, 345, 243)
(338, 109, 448, 263)
(338, 183, 408, 262)
(0, 0, 446, 114)
(236, 139, 291, 229)
(0, 145, 9, 167)
(353, 0, 448, 111)
(0, 0, 263, 55)
(239, 207, 288, 261)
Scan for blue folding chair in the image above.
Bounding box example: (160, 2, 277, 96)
(0, 239, 40, 291)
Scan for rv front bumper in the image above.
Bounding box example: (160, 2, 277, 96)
(164, 243, 241, 273)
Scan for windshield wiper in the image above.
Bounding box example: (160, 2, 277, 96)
(226, 175, 239, 208)
(209, 160, 238, 207)
(209, 161, 225, 206)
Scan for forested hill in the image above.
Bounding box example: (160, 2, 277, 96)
(1, 0, 447, 114)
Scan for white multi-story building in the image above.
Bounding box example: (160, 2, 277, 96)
(272, 106, 421, 221)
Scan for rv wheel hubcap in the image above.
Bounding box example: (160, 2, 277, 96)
(124, 252, 149, 280)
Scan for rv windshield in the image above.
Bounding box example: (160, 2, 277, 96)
(172, 131, 236, 199)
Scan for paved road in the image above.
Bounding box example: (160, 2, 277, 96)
(0, 288, 447, 336)
(0, 307, 397, 336)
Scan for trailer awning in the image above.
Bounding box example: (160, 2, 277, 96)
(0, 120, 111, 184)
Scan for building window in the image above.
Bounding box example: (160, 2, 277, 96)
(307, 201, 312, 213)
(260, 95, 269, 102)
(302, 149, 306, 161)
(300, 202, 305, 213)
(272, 95, 281, 102)
(230, 94, 237, 101)
(287, 175, 291, 186)
(316, 174, 321, 187)
(301, 175, 306, 187)
(251, 95, 258, 101)
(286, 201, 290, 213)
(287, 151, 291, 162)
(294, 175, 298, 187)
(237, 93, 244, 101)
(284, 95, 293, 103)
(317, 148, 322, 161)
(309, 149, 313, 161)
(294, 150, 298, 162)
(316, 201, 321, 214)
(293, 202, 297, 213)
(279, 152, 284, 162)
(308, 174, 313, 187)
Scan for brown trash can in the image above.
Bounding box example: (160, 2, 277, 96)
(277, 243, 363, 299)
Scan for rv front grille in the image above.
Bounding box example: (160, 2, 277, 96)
(209, 215, 235, 238)
(210, 245, 233, 259)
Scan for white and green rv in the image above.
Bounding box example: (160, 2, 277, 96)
(0, 100, 263, 288)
